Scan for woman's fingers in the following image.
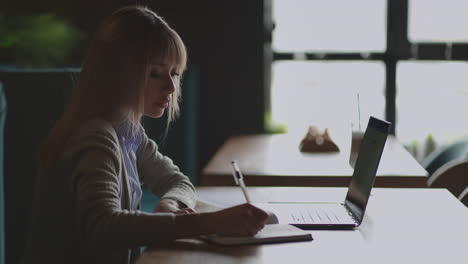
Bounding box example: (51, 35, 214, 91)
(249, 217, 266, 233)
(248, 204, 269, 220)
(212, 203, 270, 237)
(245, 221, 263, 236)
(184, 208, 197, 213)
(242, 207, 267, 236)
(242, 204, 268, 227)
(174, 208, 196, 215)
(242, 218, 259, 236)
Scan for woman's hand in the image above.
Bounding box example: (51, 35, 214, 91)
(173, 203, 269, 238)
(209, 203, 269, 237)
(154, 198, 196, 215)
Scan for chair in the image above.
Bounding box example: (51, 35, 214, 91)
(428, 157, 468, 199)
(0, 69, 79, 264)
(0, 81, 7, 264)
(458, 187, 468, 207)
(422, 140, 468, 178)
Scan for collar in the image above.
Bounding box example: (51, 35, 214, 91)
(113, 119, 144, 150)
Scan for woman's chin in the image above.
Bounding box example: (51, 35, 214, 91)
(144, 109, 165, 118)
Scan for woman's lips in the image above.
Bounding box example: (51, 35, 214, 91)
(156, 99, 170, 108)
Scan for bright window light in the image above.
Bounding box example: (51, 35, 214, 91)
(397, 62, 468, 145)
(409, 0, 468, 42)
(272, 0, 387, 52)
(271, 61, 385, 136)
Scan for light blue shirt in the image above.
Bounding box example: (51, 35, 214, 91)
(113, 120, 144, 211)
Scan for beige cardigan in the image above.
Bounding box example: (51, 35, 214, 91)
(21, 119, 196, 264)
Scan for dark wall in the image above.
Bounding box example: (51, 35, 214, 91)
(2, 0, 267, 175)
(142, 1, 267, 173)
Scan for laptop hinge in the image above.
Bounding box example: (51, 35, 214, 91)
(343, 203, 360, 225)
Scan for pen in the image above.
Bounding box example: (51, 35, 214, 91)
(230, 160, 252, 203)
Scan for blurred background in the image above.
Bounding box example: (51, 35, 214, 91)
(271, 0, 468, 163)
(0, 0, 272, 172)
(3, 0, 468, 169)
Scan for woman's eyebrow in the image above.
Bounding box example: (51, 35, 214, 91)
(151, 63, 180, 70)
(152, 63, 172, 67)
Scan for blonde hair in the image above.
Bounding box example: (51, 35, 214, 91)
(40, 5, 187, 169)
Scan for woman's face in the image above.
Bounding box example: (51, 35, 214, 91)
(143, 63, 180, 118)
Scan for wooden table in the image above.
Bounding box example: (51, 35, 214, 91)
(138, 187, 468, 264)
(201, 134, 428, 187)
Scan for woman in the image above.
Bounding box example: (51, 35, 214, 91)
(22, 5, 267, 264)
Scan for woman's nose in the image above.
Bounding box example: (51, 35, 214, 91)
(165, 75, 176, 94)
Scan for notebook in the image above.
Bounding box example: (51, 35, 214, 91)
(201, 224, 312, 246)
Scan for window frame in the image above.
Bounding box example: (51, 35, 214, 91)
(266, 0, 468, 135)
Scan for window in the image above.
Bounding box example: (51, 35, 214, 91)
(397, 61, 468, 145)
(269, 0, 468, 159)
(270, 0, 387, 136)
(271, 61, 385, 134)
(409, 0, 468, 42)
(273, 0, 386, 52)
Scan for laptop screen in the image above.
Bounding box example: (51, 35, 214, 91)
(344, 116, 390, 224)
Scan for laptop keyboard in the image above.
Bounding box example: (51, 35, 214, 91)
(290, 206, 350, 224)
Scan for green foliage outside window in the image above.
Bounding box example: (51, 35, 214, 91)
(0, 13, 82, 67)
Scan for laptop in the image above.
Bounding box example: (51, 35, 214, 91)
(256, 116, 391, 230)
